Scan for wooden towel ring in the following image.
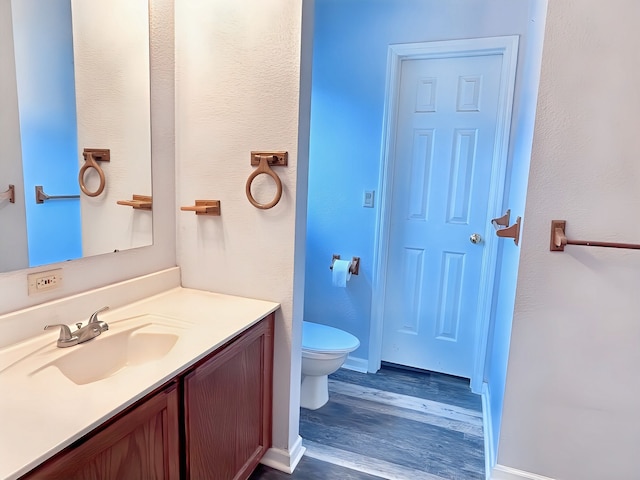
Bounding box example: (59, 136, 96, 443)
(79, 150, 107, 197)
(245, 155, 283, 209)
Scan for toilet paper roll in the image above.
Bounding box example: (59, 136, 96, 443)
(332, 259, 352, 287)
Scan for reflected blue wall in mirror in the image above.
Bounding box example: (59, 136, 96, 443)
(12, 0, 82, 266)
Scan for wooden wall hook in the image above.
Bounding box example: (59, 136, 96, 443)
(117, 195, 152, 210)
(496, 216, 521, 246)
(180, 200, 221, 216)
(491, 209, 510, 229)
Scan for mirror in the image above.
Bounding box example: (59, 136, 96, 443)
(0, 0, 152, 273)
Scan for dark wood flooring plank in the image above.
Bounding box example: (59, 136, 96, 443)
(330, 366, 482, 412)
(328, 379, 482, 424)
(300, 400, 484, 477)
(326, 391, 483, 437)
(252, 365, 485, 480)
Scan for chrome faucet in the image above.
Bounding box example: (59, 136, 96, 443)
(44, 306, 110, 348)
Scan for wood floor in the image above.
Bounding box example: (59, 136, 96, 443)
(250, 365, 485, 480)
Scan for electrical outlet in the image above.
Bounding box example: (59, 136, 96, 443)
(28, 268, 63, 295)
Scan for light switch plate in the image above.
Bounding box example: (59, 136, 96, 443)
(363, 190, 375, 208)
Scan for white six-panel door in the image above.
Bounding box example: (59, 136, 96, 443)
(381, 52, 505, 378)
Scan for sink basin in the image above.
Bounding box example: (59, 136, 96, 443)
(30, 323, 181, 385)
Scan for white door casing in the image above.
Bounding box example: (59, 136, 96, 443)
(369, 36, 519, 392)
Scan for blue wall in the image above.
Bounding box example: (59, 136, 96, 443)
(12, 0, 81, 267)
(483, 1, 547, 463)
(305, 0, 546, 465)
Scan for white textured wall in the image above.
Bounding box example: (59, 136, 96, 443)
(72, 0, 153, 256)
(0, 0, 175, 315)
(0, 0, 28, 272)
(497, 1, 640, 479)
(175, 0, 306, 459)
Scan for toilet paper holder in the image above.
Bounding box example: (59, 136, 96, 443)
(329, 254, 360, 275)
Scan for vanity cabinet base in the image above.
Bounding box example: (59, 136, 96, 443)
(20, 314, 274, 480)
(185, 315, 273, 479)
(22, 382, 181, 479)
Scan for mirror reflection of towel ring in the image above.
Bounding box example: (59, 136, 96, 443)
(245, 156, 283, 209)
(78, 151, 106, 197)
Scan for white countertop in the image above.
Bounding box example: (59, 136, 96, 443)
(0, 287, 279, 480)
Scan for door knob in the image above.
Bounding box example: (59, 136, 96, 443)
(469, 233, 482, 244)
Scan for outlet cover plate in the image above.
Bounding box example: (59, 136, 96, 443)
(28, 268, 63, 295)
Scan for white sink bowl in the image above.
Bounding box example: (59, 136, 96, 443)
(28, 315, 191, 385)
(49, 328, 178, 385)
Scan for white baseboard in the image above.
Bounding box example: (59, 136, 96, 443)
(481, 382, 496, 479)
(260, 435, 306, 473)
(343, 355, 368, 373)
(491, 465, 556, 480)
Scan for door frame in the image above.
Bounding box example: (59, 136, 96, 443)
(368, 36, 519, 393)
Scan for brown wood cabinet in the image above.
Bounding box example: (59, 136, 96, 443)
(23, 381, 181, 479)
(21, 314, 274, 480)
(185, 314, 273, 480)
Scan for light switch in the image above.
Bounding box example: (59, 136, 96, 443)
(363, 190, 375, 208)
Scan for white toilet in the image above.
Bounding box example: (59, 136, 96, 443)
(300, 321, 360, 410)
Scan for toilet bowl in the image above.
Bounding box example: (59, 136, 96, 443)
(301, 321, 360, 410)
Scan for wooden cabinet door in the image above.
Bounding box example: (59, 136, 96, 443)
(184, 315, 274, 480)
(22, 382, 180, 480)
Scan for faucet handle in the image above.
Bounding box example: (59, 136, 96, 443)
(44, 324, 78, 347)
(88, 306, 110, 324)
(44, 323, 73, 340)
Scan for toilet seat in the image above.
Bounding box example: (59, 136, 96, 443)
(302, 321, 360, 354)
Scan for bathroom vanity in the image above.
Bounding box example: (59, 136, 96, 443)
(0, 286, 278, 480)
